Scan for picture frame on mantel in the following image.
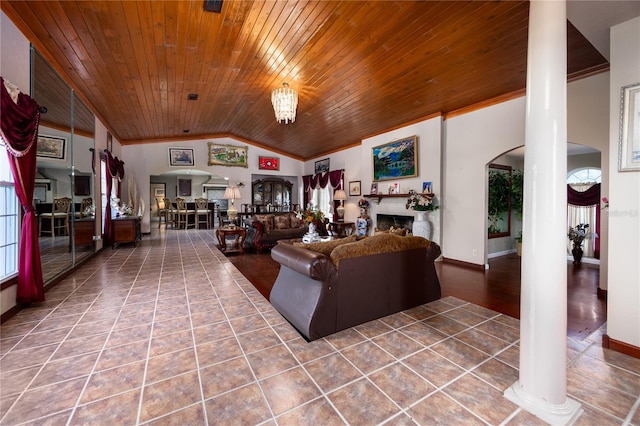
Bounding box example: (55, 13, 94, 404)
(618, 82, 640, 171)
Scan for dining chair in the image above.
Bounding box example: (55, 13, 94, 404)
(162, 197, 175, 228)
(39, 197, 72, 237)
(216, 206, 231, 228)
(175, 197, 196, 229)
(194, 198, 211, 229)
(77, 197, 93, 218)
(155, 198, 167, 228)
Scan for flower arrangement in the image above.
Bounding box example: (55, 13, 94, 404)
(296, 209, 324, 226)
(111, 197, 134, 217)
(82, 204, 96, 218)
(302, 210, 324, 226)
(568, 223, 591, 248)
(358, 199, 370, 208)
(406, 191, 438, 211)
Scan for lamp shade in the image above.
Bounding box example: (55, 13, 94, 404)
(223, 186, 241, 200)
(334, 189, 347, 201)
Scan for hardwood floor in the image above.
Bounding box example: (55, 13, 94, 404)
(228, 250, 606, 341)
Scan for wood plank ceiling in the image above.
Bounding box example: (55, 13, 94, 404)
(2, 1, 608, 160)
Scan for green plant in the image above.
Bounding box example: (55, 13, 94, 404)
(511, 169, 524, 219)
(488, 168, 511, 234)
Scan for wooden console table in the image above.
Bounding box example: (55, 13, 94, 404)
(112, 216, 141, 248)
(216, 227, 246, 254)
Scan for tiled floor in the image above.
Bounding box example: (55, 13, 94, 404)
(1, 229, 639, 425)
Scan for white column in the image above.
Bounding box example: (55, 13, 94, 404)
(504, 1, 583, 424)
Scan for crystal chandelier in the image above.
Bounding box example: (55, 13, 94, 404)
(271, 83, 298, 124)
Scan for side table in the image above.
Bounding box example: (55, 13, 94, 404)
(328, 221, 355, 238)
(216, 226, 246, 254)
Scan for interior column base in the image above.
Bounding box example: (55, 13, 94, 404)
(504, 381, 583, 425)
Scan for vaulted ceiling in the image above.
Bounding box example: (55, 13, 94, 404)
(2, 1, 610, 160)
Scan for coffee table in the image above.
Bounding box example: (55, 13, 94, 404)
(216, 226, 246, 254)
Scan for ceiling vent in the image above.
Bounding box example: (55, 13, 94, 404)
(187, 93, 199, 101)
(203, 1, 223, 13)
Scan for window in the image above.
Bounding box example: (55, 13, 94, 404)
(0, 141, 19, 281)
(567, 168, 601, 184)
(310, 186, 333, 220)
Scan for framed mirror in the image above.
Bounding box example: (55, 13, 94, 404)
(487, 164, 512, 238)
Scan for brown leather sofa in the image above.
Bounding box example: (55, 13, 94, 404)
(245, 213, 329, 251)
(269, 233, 442, 341)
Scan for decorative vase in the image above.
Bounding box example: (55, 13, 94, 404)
(412, 210, 431, 239)
(572, 245, 583, 264)
(303, 222, 321, 243)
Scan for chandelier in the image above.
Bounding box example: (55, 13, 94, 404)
(271, 83, 298, 124)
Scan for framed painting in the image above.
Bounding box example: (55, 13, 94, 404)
(208, 142, 248, 168)
(314, 158, 330, 174)
(107, 132, 113, 152)
(349, 181, 361, 196)
(169, 148, 195, 166)
(259, 156, 280, 170)
(178, 179, 192, 196)
(370, 183, 378, 195)
(372, 135, 418, 181)
(618, 82, 640, 171)
(36, 135, 66, 160)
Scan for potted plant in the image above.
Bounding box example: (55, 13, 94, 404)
(515, 232, 522, 256)
(568, 223, 591, 264)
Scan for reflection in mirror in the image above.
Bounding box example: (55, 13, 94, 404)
(32, 48, 95, 283)
(487, 164, 512, 238)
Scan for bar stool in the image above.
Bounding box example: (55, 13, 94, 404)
(175, 197, 196, 229)
(195, 198, 211, 229)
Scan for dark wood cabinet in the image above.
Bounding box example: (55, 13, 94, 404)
(252, 178, 292, 209)
(70, 218, 95, 251)
(112, 216, 141, 248)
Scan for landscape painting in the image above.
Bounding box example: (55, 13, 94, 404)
(208, 143, 248, 168)
(372, 135, 418, 181)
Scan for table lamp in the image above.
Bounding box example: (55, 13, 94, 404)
(334, 189, 347, 221)
(224, 186, 241, 223)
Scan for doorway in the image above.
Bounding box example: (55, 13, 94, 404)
(150, 183, 166, 224)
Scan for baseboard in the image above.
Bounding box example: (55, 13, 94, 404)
(488, 249, 516, 259)
(442, 257, 486, 270)
(0, 304, 22, 324)
(602, 334, 640, 359)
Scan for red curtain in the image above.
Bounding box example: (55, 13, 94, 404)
(568, 183, 601, 259)
(0, 77, 45, 303)
(103, 151, 125, 246)
(302, 170, 344, 215)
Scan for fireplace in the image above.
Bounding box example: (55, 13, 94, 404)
(376, 214, 413, 231)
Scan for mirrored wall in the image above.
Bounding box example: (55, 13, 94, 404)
(31, 48, 96, 283)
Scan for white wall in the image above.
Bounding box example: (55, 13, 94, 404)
(123, 138, 305, 233)
(607, 16, 640, 348)
(444, 98, 527, 266)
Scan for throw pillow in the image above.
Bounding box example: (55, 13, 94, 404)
(289, 212, 301, 228)
(274, 214, 291, 230)
(254, 214, 275, 234)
